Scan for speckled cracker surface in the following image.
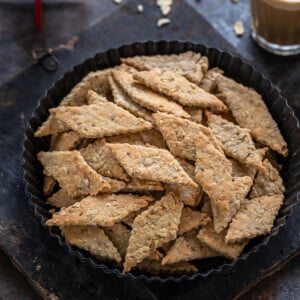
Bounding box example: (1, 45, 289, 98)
(50, 131, 81, 151)
(133, 69, 227, 111)
(105, 133, 145, 145)
(38, 151, 110, 197)
(216, 74, 288, 156)
(46, 194, 153, 227)
(249, 159, 285, 199)
(80, 139, 129, 181)
(123, 193, 183, 272)
(60, 225, 121, 263)
(104, 223, 131, 260)
(184, 107, 203, 124)
(207, 113, 264, 170)
(112, 69, 190, 118)
(60, 68, 113, 106)
(226, 194, 284, 244)
(121, 51, 206, 84)
(230, 159, 256, 179)
(34, 115, 68, 137)
(178, 207, 211, 235)
(108, 143, 197, 188)
(47, 189, 83, 208)
(153, 112, 221, 161)
(197, 225, 247, 260)
(109, 76, 154, 124)
(162, 235, 218, 265)
(86, 90, 109, 105)
(199, 67, 224, 92)
(50, 103, 152, 139)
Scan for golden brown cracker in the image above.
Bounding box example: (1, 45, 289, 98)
(226, 194, 284, 244)
(184, 107, 203, 124)
(133, 70, 227, 111)
(38, 151, 110, 197)
(140, 129, 168, 149)
(122, 178, 164, 193)
(50, 103, 152, 139)
(60, 225, 121, 263)
(80, 139, 129, 181)
(123, 193, 183, 272)
(34, 115, 68, 137)
(46, 193, 153, 227)
(199, 67, 224, 92)
(50, 131, 81, 151)
(216, 74, 288, 156)
(108, 143, 197, 188)
(249, 159, 285, 199)
(86, 90, 109, 105)
(112, 69, 190, 118)
(47, 189, 83, 208)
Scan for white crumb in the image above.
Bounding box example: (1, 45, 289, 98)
(157, 0, 173, 16)
(113, 0, 122, 4)
(234, 21, 244, 37)
(137, 4, 144, 13)
(157, 18, 170, 28)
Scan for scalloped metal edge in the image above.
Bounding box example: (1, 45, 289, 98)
(22, 40, 300, 283)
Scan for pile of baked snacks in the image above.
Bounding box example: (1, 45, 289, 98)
(35, 51, 288, 275)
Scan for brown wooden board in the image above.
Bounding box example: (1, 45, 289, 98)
(0, 0, 300, 299)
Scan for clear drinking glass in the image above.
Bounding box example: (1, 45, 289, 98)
(251, 0, 300, 56)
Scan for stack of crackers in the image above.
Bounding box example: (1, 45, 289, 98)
(34, 51, 288, 275)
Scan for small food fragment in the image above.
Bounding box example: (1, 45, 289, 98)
(38, 151, 110, 197)
(140, 129, 167, 149)
(157, 18, 170, 27)
(162, 235, 219, 265)
(109, 76, 154, 124)
(34, 115, 68, 137)
(46, 194, 153, 227)
(50, 103, 152, 139)
(156, 0, 173, 16)
(153, 112, 221, 161)
(80, 139, 129, 181)
(108, 143, 197, 188)
(43, 175, 56, 196)
(60, 68, 113, 106)
(112, 69, 190, 118)
(137, 4, 144, 13)
(133, 70, 227, 111)
(197, 225, 247, 260)
(226, 194, 284, 244)
(47, 189, 83, 208)
(178, 207, 211, 235)
(216, 74, 288, 156)
(195, 138, 234, 233)
(207, 112, 264, 170)
(121, 51, 207, 84)
(122, 178, 164, 193)
(249, 159, 285, 199)
(234, 21, 244, 37)
(50, 131, 81, 151)
(61, 226, 121, 263)
(137, 259, 198, 274)
(199, 68, 224, 93)
(104, 223, 130, 259)
(113, 0, 122, 4)
(123, 192, 183, 272)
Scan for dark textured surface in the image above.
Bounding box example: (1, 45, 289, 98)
(0, 0, 300, 299)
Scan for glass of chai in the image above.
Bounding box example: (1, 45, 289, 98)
(251, 0, 300, 55)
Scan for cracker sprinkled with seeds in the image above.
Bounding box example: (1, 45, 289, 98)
(133, 69, 227, 111)
(226, 194, 284, 244)
(216, 74, 288, 156)
(207, 113, 264, 170)
(61, 225, 121, 263)
(34, 115, 68, 137)
(38, 151, 110, 197)
(121, 51, 206, 84)
(80, 139, 129, 181)
(109, 76, 154, 124)
(108, 143, 197, 188)
(86, 90, 108, 105)
(112, 69, 190, 118)
(195, 138, 234, 233)
(153, 112, 221, 161)
(46, 194, 153, 227)
(47, 189, 83, 208)
(60, 68, 114, 106)
(50, 131, 81, 151)
(178, 207, 211, 235)
(197, 224, 247, 260)
(199, 67, 224, 93)
(249, 159, 285, 199)
(123, 193, 183, 272)
(162, 235, 219, 265)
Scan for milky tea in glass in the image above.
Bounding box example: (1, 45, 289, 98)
(251, 0, 300, 55)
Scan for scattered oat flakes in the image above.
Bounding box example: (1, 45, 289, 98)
(113, 0, 122, 5)
(123, 192, 183, 272)
(157, 18, 170, 28)
(234, 21, 245, 37)
(137, 4, 144, 13)
(46, 194, 153, 227)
